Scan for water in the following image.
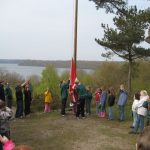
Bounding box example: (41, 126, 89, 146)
(0, 63, 93, 79)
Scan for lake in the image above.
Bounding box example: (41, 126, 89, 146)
(0, 63, 93, 79)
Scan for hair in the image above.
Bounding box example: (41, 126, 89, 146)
(140, 90, 148, 96)
(134, 91, 140, 100)
(109, 87, 115, 95)
(136, 126, 150, 150)
(13, 145, 32, 150)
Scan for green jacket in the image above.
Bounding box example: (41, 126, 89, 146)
(85, 91, 92, 101)
(143, 101, 150, 119)
(60, 81, 69, 100)
(76, 84, 86, 100)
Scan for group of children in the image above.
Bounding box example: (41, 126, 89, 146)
(94, 84, 128, 121)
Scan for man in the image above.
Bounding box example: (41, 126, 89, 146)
(60, 80, 69, 116)
(117, 84, 128, 121)
(75, 79, 86, 119)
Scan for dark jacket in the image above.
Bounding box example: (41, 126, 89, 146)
(15, 86, 23, 101)
(60, 81, 69, 100)
(0, 83, 5, 101)
(108, 94, 115, 107)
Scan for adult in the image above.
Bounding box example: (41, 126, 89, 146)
(117, 84, 128, 121)
(60, 80, 69, 116)
(15, 85, 23, 118)
(75, 79, 86, 119)
(24, 85, 32, 117)
(0, 81, 5, 101)
(5, 83, 13, 108)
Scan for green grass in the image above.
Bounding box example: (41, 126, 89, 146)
(11, 109, 138, 150)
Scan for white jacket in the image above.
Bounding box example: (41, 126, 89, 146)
(135, 96, 148, 116)
(132, 99, 139, 112)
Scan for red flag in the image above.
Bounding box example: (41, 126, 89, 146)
(70, 57, 76, 91)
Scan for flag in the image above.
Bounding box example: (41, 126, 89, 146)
(70, 57, 76, 91)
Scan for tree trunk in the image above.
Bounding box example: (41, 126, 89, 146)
(128, 60, 132, 95)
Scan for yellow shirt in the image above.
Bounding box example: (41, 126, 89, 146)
(44, 91, 52, 103)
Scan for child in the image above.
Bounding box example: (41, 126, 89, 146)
(131, 92, 140, 128)
(44, 88, 52, 113)
(94, 88, 102, 115)
(85, 86, 92, 115)
(0, 100, 13, 150)
(108, 87, 115, 120)
(99, 87, 108, 118)
(129, 90, 149, 134)
(143, 97, 150, 126)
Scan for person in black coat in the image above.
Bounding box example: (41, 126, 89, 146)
(0, 81, 5, 101)
(24, 85, 32, 116)
(108, 87, 115, 120)
(15, 85, 24, 118)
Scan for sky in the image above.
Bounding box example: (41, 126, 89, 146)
(0, 0, 150, 61)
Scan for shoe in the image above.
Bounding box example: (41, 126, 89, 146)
(82, 117, 86, 119)
(130, 126, 134, 128)
(62, 115, 65, 117)
(76, 117, 80, 120)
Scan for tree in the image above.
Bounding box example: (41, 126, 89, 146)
(95, 6, 150, 94)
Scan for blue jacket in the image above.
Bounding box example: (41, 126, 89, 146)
(100, 91, 108, 106)
(117, 90, 128, 106)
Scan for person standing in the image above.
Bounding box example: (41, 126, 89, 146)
(0, 100, 13, 150)
(131, 92, 140, 128)
(44, 88, 52, 113)
(60, 80, 69, 116)
(94, 88, 102, 115)
(15, 85, 23, 118)
(76, 79, 86, 119)
(0, 81, 5, 102)
(108, 87, 115, 120)
(117, 84, 128, 121)
(24, 85, 32, 117)
(99, 87, 108, 118)
(129, 90, 148, 134)
(5, 83, 13, 108)
(143, 97, 150, 126)
(85, 86, 93, 115)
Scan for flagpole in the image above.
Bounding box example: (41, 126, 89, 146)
(74, 0, 78, 70)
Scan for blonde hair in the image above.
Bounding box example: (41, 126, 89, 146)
(13, 145, 32, 150)
(140, 90, 148, 96)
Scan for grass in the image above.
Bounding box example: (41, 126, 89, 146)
(10, 106, 139, 150)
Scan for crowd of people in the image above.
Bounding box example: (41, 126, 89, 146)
(0, 78, 150, 149)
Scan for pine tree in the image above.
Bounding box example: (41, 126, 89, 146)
(95, 6, 150, 93)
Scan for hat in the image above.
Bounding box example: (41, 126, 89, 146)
(75, 78, 79, 83)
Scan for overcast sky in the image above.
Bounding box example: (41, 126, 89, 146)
(0, 0, 150, 61)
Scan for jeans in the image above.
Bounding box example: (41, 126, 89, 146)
(108, 107, 113, 120)
(61, 99, 67, 115)
(134, 114, 144, 133)
(85, 99, 91, 114)
(76, 99, 85, 117)
(119, 105, 125, 121)
(132, 111, 138, 127)
(96, 102, 99, 114)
